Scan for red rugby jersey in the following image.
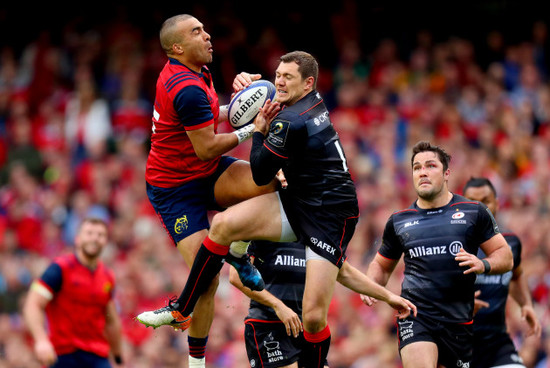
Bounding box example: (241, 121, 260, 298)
(38, 254, 115, 357)
(146, 58, 221, 188)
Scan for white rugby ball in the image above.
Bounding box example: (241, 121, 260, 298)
(228, 80, 276, 129)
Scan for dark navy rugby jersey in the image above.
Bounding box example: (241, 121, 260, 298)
(378, 194, 500, 323)
(474, 231, 522, 334)
(246, 241, 305, 321)
(250, 90, 357, 207)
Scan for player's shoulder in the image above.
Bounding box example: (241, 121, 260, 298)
(449, 193, 482, 208)
(160, 59, 204, 92)
(52, 253, 77, 268)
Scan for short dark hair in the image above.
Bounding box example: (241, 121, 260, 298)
(411, 141, 452, 171)
(462, 177, 497, 197)
(160, 14, 194, 54)
(279, 51, 318, 89)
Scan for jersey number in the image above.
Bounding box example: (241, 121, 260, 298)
(152, 108, 160, 134)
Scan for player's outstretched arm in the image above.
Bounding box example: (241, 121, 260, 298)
(337, 261, 416, 319)
(229, 266, 302, 337)
(360, 253, 400, 306)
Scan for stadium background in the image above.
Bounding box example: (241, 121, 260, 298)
(1, 1, 550, 367)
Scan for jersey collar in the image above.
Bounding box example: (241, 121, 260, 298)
(168, 58, 211, 85)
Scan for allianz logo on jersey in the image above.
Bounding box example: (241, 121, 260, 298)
(408, 241, 463, 258)
(274, 254, 306, 268)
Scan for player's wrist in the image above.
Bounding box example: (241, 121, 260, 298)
(481, 259, 491, 274)
(233, 124, 255, 144)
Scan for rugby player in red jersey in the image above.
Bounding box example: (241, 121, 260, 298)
(138, 14, 280, 367)
(138, 50, 417, 368)
(23, 218, 122, 367)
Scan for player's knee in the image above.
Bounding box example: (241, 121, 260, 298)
(210, 211, 238, 240)
(302, 308, 327, 333)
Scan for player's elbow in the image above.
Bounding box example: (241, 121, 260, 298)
(503, 247, 514, 272)
(195, 147, 217, 161)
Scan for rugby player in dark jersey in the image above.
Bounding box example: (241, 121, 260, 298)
(230, 241, 329, 368)
(463, 177, 541, 368)
(363, 141, 513, 368)
(138, 50, 417, 368)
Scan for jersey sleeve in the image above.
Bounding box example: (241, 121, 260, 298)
(378, 215, 403, 260)
(39, 262, 63, 294)
(173, 85, 214, 130)
(507, 233, 522, 269)
(250, 129, 287, 186)
(475, 204, 501, 243)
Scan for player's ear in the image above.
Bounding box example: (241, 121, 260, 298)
(172, 43, 184, 55)
(304, 76, 315, 90)
(444, 168, 450, 181)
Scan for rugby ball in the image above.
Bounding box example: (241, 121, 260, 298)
(228, 80, 276, 129)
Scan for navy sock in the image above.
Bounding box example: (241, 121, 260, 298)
(175, 237, 227, 316)
(188, 336, 208, 359)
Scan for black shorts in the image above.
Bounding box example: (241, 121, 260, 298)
(244, 319, 328, 368)
(473, 331, 525, 367)
(397, 314, 473, 368)
(244, 319, 302, 368)
(281, 198, 359, 268)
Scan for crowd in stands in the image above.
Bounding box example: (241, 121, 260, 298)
(1, 3, 549, 367)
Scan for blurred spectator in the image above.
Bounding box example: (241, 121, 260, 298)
(64, 67, 112, 166)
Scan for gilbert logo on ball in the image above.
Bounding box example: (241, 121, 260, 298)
(228, 80, 276, 129)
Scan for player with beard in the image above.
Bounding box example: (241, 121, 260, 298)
(23, 218, 122, 367)
(363, 141, 513, 368)
(463, 177, 541, 368)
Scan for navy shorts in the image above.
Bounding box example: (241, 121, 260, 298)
(53, 350, 111, 368)
(397, 314, 473, 368)
(244, 319, 328, 368)
(146, 156, 238, 245)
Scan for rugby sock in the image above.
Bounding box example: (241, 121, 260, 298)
(188, 356, 205, 368)
(175, 237, 227, 316)
(188, 336, 208, 367)
(303, 325, 331, 368)
(228, 240, 250, 258)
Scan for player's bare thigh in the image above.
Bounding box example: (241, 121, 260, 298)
(214, 160, 277, 208)
(400, 341, 440, 368)
(177, 229, 208, 266)
(208, 192, 283, 244)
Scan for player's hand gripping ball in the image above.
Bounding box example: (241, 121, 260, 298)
(228, 80, 276, 129)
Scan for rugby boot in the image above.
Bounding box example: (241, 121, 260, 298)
(225, 252, 265, 291)
(136, 298, 192, 331)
